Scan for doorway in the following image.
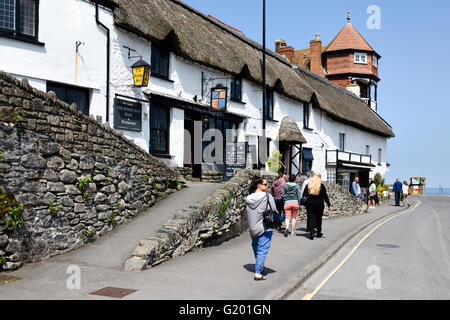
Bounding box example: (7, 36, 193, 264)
(184, 114, 202, 179)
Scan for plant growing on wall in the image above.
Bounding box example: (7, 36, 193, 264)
(85, 228, 94, 238)
(76, 175, 92, 202)
(48, 201, 63, 216)
(2, 203, 24, 231)
(0, 187, 24, 231)
(218, 190, 234, 219)
(267, 149, 283, 173)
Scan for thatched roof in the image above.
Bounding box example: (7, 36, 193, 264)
(110, 0, 394, 138)
(278, 116, 307, 144)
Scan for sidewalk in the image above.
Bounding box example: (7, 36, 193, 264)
(0, 196, 413, 300)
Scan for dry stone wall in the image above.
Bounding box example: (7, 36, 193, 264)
(0, 71, 184, 271)
(125, 169, 275, 271)
(296, 177, 368, 220)
(125, 172, 367, 271)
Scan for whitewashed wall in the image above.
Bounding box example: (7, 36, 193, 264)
(0, 0, 112, 121)
(0, 0, 390, 179)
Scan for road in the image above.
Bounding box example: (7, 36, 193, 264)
(288, 196, 450, 300)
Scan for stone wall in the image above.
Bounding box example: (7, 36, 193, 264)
(125, 169, 275, 271)
(0, 71, 184, 271)
(125, 172, 366, 271)
(296, 177, 368, 220)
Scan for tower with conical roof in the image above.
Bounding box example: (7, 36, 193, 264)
(276, 12, 381, 112)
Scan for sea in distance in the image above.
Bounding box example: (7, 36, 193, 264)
(425, 188, 450, 196)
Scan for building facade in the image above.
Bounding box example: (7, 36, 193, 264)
(276, 14, 380, 113)
(0, 0, 395, 192)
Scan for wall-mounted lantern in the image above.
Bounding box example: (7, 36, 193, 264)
(124, 45, 151, 87)
(131, 59, 151, 87)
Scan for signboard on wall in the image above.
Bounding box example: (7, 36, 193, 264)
(223, 141, 247, 181)
(113, 98, 142, 132)
(211, 87, 228, 111)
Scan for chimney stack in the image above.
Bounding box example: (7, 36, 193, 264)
(275, 39, 294, 62)
(309, 33, 324, 77)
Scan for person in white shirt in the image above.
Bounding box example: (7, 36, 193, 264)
(369, 180, 376, 209)
(401, 180, 410, 207)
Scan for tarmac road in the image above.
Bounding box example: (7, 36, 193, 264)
(0, 194, 414, 300)
(289, 196, 450, 300)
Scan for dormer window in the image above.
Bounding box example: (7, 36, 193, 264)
(354, 52, 367, 64)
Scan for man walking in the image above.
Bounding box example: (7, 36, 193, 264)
(393, 178, 403, 206)
(351, 177, 361, 199)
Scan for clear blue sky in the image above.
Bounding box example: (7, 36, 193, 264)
(183, 0, 450, 188)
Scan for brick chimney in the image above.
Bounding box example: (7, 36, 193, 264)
(275, 39, 294, 62)
(309, 33, 324, 77)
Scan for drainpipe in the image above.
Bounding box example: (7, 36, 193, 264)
(95, 2, 110, 123)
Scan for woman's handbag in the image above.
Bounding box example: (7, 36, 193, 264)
(300, 196, 308, 206)
(263, 193, 282, 229)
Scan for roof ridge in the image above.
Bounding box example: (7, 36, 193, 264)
(168, 0, 292, 67)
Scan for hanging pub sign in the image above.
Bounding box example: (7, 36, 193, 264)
(113, 98, 142, 132)
(211, 87, 228, 111)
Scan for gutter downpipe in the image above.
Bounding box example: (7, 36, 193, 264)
(261, 0, 266, 170)
(95, 2, 110, 124)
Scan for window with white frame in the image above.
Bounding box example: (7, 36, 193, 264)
(354, 52, 367, 64)
(366, 145, 370, 155)
(378, 148, 382, 163)
(372, 55, 378, 67)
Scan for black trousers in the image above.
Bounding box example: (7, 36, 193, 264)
(307, 207, 324, 234)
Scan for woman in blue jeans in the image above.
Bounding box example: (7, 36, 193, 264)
(246, 176, 277, 281)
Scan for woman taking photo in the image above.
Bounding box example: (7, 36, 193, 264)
(302, 173, 331, 240)
(246, 176, 278, 280)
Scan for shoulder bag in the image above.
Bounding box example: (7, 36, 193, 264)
(263, 193, 282, 229)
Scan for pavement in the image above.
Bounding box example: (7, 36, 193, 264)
(0, 184, 417, 300)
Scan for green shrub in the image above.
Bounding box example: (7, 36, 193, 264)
(267, 149, 283, 173)
(2, 203, 24, 231)
(48, 201, 63, 215)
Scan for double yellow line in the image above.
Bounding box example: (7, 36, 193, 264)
(302, 201, 421, 300)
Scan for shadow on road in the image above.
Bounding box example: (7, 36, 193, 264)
(243, 264, 277, 275)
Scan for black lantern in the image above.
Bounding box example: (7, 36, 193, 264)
(131, 59, 151, 87)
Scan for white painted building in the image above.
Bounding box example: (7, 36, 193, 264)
(0, 0, 394, 193)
